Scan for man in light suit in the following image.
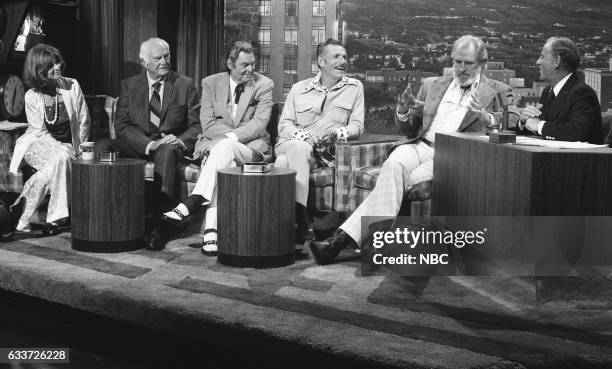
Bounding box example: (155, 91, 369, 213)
(311, 35, 519, 264)
(275, 38, 364, 244)
(161, 41, 273, 255)
(95, 37, 201, 250)
(520, 37, 602, 144)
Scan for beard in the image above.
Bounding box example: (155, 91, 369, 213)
(454, 69, 482, 87)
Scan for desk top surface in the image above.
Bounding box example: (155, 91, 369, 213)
(438, 132, 612, 154)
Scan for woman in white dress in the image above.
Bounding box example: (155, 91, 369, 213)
(9, 44, 90, 234)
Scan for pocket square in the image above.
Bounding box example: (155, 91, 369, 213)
(248, 99, 260, 107)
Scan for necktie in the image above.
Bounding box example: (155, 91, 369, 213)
(234, 82, 246, 104)
(150, 82, 161, 127)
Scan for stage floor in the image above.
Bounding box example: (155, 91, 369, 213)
(0, 228, 611, 369)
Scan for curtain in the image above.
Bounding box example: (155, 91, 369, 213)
(77, 0, 122, 96)
(176, 0, 224, 91)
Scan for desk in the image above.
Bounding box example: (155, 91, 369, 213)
(217, 167, 296, 268)
(433, 132, 612, 216)
(433, 132, 612, 266)
(72, 159, 145, 252)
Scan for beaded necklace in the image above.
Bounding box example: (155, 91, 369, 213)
(41, 91, 59, 125)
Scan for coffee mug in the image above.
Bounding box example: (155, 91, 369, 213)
(80, 141, 95, 160)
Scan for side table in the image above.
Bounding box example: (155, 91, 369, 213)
(217, 167, 296, 268)
(72, 158, 145, 252)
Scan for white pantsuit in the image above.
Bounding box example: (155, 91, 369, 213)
(9, 78, 90, 231)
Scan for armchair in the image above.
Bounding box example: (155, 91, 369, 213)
(331, 133, 432, 217)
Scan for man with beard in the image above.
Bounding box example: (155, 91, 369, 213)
(310, 35, 519, 264)
(161, 41, 273, 255)
(275, 38, 364, 244)
(520, 37, 602, 144)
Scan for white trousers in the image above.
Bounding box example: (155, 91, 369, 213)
(340, 142, 434, 245)
(14, 136, 73, 230)
(274, 139, 312, 206)
(191, 139, 256, 232)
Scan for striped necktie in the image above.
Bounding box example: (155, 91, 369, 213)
(150, 82, 161, 127)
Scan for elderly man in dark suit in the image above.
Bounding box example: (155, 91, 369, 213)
(311, 35, 519, 264)
(96, 37, 200, 250)
(520, 37, 602, 143)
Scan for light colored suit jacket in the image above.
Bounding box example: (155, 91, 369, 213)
(10, 77, 90, 174)
(200, 72, 274, 154)
(394, 75, 519, 146)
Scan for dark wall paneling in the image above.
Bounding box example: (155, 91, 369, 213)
(0, 0, 28, 65)
(77, 0, 123, 97)
(176, 0, 224, 92)
(122, 0, 157, 79)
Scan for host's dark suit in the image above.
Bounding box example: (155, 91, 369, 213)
(96, 70, 200, 213)
(537, 73, 602, 144)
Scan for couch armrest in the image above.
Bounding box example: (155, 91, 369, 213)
(334, 133, 403, 212)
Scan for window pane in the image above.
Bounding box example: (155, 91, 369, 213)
(313, 0, 326, 16)
(259, 0, 271, 16)
(286, 0, 298, 16)
(312, 25, 325, 45)
(284, 56, 297, 74)
(258, 26, 271, 45)
(258, 56, 270, 74)
(284, 27, 298, 45)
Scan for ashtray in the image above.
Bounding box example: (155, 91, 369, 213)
(242, 162, 272, 173)
(98, 151, 119, 162)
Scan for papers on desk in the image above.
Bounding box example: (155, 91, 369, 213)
(0, 121, 29, 131)
(513, 136, 609, 149)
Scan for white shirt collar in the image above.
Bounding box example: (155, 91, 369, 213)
(553, 73, 572, 96)
(146, 71, 164, 88)
(229, 75, 238, 96)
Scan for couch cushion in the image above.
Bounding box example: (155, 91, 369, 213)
(310, 167, 335, 187)
(352, 165, 381, 190)
(179, 163, 201, 182)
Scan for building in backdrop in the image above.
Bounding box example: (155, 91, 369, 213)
(443, 61, 516, 86)
(584, 59, 612, 112)
(225, 0, 341, 102)
(365, 68, 436, 94)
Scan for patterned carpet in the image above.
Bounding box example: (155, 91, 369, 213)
(0, 229, 611, 369)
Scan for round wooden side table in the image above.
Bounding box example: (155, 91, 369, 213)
(71, 158, 145, 252)
(217, 167, 296, 268)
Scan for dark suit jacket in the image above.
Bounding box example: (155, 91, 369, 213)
(538, 73, 602, 144)
(115, 70, 201, 154)
(393, 75, 519, 147)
